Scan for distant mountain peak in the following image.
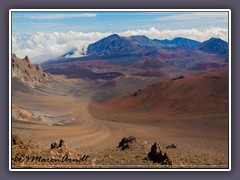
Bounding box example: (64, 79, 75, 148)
(154, 37, 200, 48)
(209, 37, 223, 41)
(110, 33, 120, 37)
(170, 36, 186, 39)
(197, 37, 228, 61)
(87, 34, 140, 57)
(103, 34, 121, 40)
(197, 37, 228, 50)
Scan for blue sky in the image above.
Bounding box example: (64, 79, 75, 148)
(12, 11, 228, 33)
(11, 11, 229, 63)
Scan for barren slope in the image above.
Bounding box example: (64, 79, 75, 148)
(90, 71, 228, 120)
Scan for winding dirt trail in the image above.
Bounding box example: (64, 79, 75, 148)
(12, 79, 114, 151)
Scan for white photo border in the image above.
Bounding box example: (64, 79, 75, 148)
(9, 9, 231, 172)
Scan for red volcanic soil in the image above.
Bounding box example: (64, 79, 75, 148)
(190, 62, 228, 71)
(131, 57, 165, 69)
(71, 60, 123, 70)
(43, 61, 123, 80)
(90, 71, 228, 121)
(135, 69, 167, 77)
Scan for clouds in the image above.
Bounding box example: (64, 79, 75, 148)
(12, 31, 111, 64)
(156, 12, 228, 21)
(12, 27, 228, 64)
(13, 13, 97, 19)
(119, 27, 228, 42)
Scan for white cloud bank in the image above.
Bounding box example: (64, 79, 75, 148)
(12, 27, 228, 64)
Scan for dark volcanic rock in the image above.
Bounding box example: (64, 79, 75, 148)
(171, 76, 184, 80)
(51, 139, 67, 149)
(118, 136, 137, 150)
(50, 142, 58, 149)
(132, 89, 143, 97)
(166, 143, 177, 149)
(24, 55, 30, 62)
(148, 143, 172, 165)
(36, 65, 42, 71)
(28, 64, 33, 68)
(24, 69, 30, 76)
(12, 134, 24, 145)
(59, 138, 65, 148)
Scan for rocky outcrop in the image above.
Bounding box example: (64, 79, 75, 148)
(12, 54, 54, 87)
(148, 143, 172, 165)
(11, 135, 91, 168)
(36, 65, 42, 71)
(50, 142, 58, 149)
(118, 136, 136, 150)
(51, 138, 66, 149)
(24, 55, 30, 62)
(12, 134, 24, 146)
(12, 103, 41, 122)
(11, 134, 227, 168)
(59, 138, 65, 148)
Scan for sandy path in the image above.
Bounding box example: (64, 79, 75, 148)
(12, 81, 114, 150)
